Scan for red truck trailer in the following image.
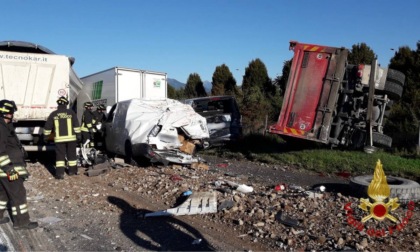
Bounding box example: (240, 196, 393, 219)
(269, 41, 405, 151)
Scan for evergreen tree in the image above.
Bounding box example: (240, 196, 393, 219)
(211, 66, 225, 96)
(386, 42, 420, 152)
(347, 43, 376, 65)
(167, 86, 186, 100)
(184, 73, 207, 98)
(274, 59, 292, 96)
(211, 64, 238, 96)
(242, 59, 272, 94)
(241, 58, 277, 133)
(167, 84, 177, 99)
(241, 84, 270, 133)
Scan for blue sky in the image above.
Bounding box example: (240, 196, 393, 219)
(2, 0, 419, 85)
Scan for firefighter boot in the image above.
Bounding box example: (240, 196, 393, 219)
(68, 165, 78, 176)
(55, 167, 65, 180)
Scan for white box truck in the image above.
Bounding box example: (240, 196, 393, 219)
(0, 41, 84, 151)
(78, 67, 167, 120)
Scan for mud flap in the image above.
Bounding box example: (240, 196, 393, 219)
(144, 191, 217, 217)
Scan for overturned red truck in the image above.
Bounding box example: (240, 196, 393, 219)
(269, 41, 405, 151)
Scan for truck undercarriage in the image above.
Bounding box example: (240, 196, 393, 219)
(269, 41, 405, 151)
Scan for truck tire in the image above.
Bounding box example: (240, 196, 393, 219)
(386, 69, 405, 85)
(376, 69, 405, 100)
(124, 141, 138, 166)
(382, 81, 404, 100)
(372, 132, 392, 148)
(350, 175, 420, 203)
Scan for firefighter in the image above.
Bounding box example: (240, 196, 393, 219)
(0, 99, 38, 229)
(44, 96, 81, 179)
(81, 102, 96, 148)
(93, 104, 107, 124)
(93, 104, 107, 150)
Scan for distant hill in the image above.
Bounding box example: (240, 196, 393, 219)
(168, 78, 212, 94)
(203, 81, 212, 93)
(167, 78, 185, 89)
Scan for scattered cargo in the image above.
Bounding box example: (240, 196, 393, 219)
(103, 98, 209, 165)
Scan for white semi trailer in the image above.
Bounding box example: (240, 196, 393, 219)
(78, 67, 167, 120)
(0, 41, 83, 151)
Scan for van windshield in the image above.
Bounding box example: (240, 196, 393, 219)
(191, 98, 235, 114)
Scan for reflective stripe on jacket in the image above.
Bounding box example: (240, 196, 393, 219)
(81, 110, 97, 132)
(0, 119, 25, 171)
(0, 165, 28, 177)
(44, 105, 80, 143)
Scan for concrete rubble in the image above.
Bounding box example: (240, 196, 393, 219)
(25, 156, 420, 251)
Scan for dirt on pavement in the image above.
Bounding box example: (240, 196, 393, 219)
(1, 154, 419, 251)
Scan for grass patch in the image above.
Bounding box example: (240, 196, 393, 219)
(202, 133, 420, 180)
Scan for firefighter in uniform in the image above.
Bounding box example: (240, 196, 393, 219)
(0, 99, 38, 229)
(81, 102, 97, 148)
(44, 96, 81, 179)
(93, 104, 107, 150)
(93, 104, 107, 124)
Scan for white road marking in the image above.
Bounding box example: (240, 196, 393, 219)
(0, 226, 15, 251)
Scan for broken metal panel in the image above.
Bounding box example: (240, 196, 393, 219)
(104, 98, 210, 165)
(123, 98, 209, 150)
(144, 191, 217, 217)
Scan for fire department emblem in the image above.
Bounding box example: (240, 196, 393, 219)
(358, 160, 400, 222)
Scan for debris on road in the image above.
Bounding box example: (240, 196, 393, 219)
(21, 154, 419, 251)
(275, 211, 301, 228)
(144, 191, 217, 217)
(224, 180, 254, 193)
(274, 184, 286, 191)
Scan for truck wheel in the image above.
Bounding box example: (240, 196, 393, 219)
(350, 175, 420, 203)
(386, 69, 405, 85)
(382, 81, 404, 100)
(376, 69, 405, 100)
(124, 141, 138, 166)
(372, 132, 392, 148)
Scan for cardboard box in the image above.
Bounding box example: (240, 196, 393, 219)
(190, 162, 209, 170)
(180, 141, 196, 154)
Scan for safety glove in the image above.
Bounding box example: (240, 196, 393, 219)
(7, 168, 19, 181)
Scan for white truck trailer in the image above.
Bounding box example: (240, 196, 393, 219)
(78, 67, 167, 120)
(0, 41, 83, 151)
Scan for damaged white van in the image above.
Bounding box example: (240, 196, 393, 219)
(103, 98, 209, 165)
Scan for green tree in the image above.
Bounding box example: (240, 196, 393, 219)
(167, 84, 177, 99)
(167, 84, 186, 100)
(241, 84, 269, 133)
(386, 42, 420, 152)
(274, 59, 292, 96)
(347, 43, 376, 65)
(241, 58, 278, 133)
(211, 64, 239, 96)
(242, 59, 273, 95)
(184, 73, 207, 98)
